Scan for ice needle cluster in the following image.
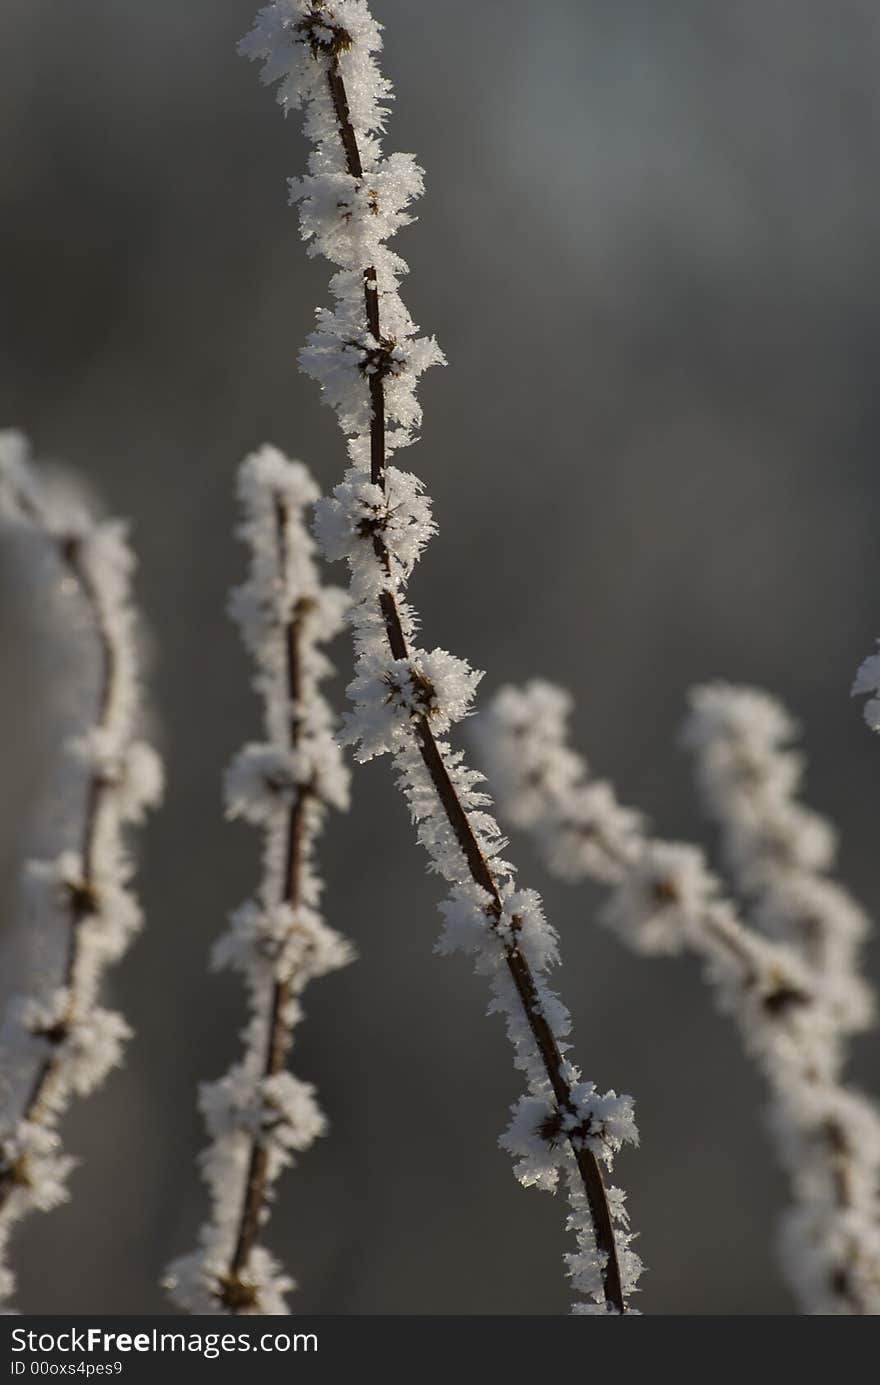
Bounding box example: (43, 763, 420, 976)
(0, 431, 163, 1309)
(164, 447, 352, 1315)
(240, 2, 641, 1313)
(683, 685, 873, 1053)
(478, 680, 880, 1313)
(853, 643, 880, 734)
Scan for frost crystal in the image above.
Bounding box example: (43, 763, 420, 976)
(683, 684, 873, 1041)
(164, 447, 352, 1315)
(0, 431, 162, 1308)
(240, 4, 641, 1313)
(853, 644, 880, 733)
(479, 678, 880, 1314)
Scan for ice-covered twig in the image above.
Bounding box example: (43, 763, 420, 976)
(0, 430, 163, 1307)
(240, 2, 641, 1314)
(683, 684, 879, 1311)
(477, 681, 880, 1314)
(164, 447, 352, 1315)
(682, 684, 873, 1053)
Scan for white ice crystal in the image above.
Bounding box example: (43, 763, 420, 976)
(213, 899, 351, 985)
(0, 1123, 75, 1219)
(66, 731, 164, 826)
(853, 645, 880, 733)
(602, 842, 719, 956)
(164, 1240, 294, 1317)
(313, 465, 435, 578)
(291, 152, 425, 270)
(342, 647, 483, 761)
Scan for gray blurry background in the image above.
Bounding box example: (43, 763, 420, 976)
(1, 0, 879, 1315)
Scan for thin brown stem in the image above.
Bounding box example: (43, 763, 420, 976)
(320, 36, 627, 1312)
(221, 499, 314, 1311)
(820, 1118, 876, 1312)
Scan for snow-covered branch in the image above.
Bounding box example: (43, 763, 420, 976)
(0, 431, 163, 1309)
(240, 2, 641, 1314)
(164, 447, 352, 1315)
(477, 680, 880, 1314)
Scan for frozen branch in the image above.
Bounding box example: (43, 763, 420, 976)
(239, 2, 641, 1314)
(0, 431, 163, 1308)
(478, 680, 880, 1314)
(164, 447, 352, 1315)
(683, 684, 873, 1052)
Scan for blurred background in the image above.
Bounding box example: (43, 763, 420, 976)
(1, 0, 879, 1315)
